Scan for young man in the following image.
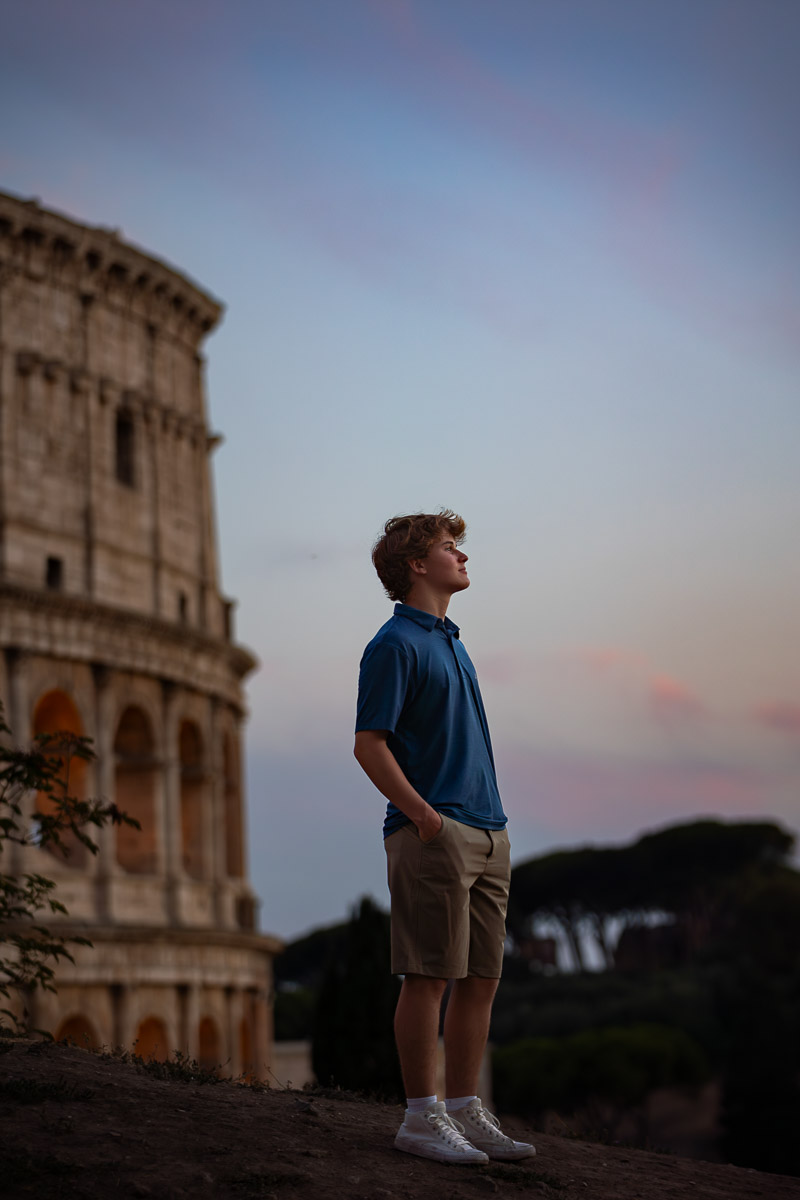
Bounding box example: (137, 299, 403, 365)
(354, 511, 535, 1165)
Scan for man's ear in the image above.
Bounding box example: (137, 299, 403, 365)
(408, 558, 427, 577)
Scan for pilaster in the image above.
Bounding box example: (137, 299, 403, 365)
(161, 680, 182, 924)
(92, 663, 116, 920)
(111, 982, 134, 1050)
(4, 647, 30, 875)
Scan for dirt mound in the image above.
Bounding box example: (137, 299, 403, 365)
(1, 1039, 797, 1200)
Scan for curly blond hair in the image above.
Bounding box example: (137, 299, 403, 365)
(371, 510, 467, 602)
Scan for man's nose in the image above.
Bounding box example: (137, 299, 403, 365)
(459, 551, 469, 562)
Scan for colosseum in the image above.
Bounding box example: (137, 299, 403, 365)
(0, 190, 281, 1076)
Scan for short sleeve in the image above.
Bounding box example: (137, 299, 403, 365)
(355, 641, 413, 735)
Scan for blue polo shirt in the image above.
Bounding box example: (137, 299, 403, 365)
(356, 602, 507, 838)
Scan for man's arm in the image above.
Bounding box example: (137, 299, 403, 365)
(354, 730, 443, 842)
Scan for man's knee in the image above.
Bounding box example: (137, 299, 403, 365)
(401, 974, 449, 998)
(452, 975, 499, 1001)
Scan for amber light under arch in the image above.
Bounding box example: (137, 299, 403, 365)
(55, 1014, 98, 1049)
(135, 1016, 170, 1062)
(179, 720, 206, 881)
(114, 706, 157, 874)
(31, 689, 89, 869)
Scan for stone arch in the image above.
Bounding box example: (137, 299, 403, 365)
(178, 720, 206, 883)
(55, 1014, 98, 1049)
(114, 705, 157, 874)
(31, 689, 88, 869)
(198, 1015, 220, 1071)
(135, 1016, 170, 1062)
(223, 730, 244, 878)
(179, 719, 206, 880)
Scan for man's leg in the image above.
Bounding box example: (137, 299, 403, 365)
(443, 831, 535, 1162)
(393, 973, 491, 1163)
(393, 973, 448, 1098)
(442, 976, 498, 1098)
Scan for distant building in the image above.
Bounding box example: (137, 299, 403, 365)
(0, 190, 281, 1074)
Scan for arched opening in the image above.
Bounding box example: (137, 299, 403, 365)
(55, 1014, 98, 1049)
(198, 1016, 220, 1072)
(179, 720, 206, 880)
(223, 732, 244, 878)
(135, 1016, 170, 1062)
(114, 706, 157, 874)
(31, 690, 88, 869)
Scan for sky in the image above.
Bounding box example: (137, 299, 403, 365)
(2, 0, 798, 940)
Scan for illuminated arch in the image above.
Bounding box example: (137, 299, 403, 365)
(31, 690, 88, 869)
(198, 1015, 220, 1071)
(179, 720, 206, 880)
(135, 1016, 170, 1062)
(114, 706, 157, 874)
(55, 1014, 98, 1049)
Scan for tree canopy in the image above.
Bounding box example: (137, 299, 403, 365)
(509, 818, 796, 971)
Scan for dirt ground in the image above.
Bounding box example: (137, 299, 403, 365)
(1, 1039, 798, 1200)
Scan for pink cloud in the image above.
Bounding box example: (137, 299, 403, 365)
(569, 647, 647, 676)
(756, 701, 800, 738)
(564, 651, 707, 728)
(648, 675, 705, 725)
(497, 744, 792, 849)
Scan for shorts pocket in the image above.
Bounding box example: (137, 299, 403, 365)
(419, 812, 448, 845)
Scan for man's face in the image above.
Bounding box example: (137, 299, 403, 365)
(418, 532, 470, 595)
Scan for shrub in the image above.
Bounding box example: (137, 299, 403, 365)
(493, 1022, 710, 1117)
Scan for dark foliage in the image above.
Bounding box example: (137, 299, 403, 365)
(273, 985, 316, 1041)
(311, 896, 402, 1101)
(508, 818, 795, 971)
(717, 868, 800, 1176)
(494, 1022, 710, 1117)
(0, 705, 138, 1030)
(490, 963, 728, 1065)
(273, 919, 351, 989)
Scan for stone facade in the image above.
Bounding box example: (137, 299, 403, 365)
(0, 191, 281, 1076)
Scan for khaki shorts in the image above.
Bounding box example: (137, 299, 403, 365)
(384, 813, 511, 979)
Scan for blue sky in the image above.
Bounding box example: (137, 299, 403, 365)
(2, 0, 798, 938)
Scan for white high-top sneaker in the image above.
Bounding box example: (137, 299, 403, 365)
(394, 1101, 490, 1164)
(448, 1098, 536, 1161)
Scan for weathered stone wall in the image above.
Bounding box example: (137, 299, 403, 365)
(0, 191, 280, 1078)
(0, 191, 225, 635)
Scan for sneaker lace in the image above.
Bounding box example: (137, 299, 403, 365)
(471, 1105, 509, 1141)
(426, 1109, 476, 1150)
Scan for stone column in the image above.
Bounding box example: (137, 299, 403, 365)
(77, 345, 95, 598)
(24, 985, 42, 1038)
(232, 713, 247, 883)
(0, 337, 11, 578)
(92, 664, 116, 921)
(208, 697, 225, 925)
(3, 647, 29, 875)
(179, 982, 200, 1061)
(224, 985, 237, 1078)
(252, 985, 271, 1083)
(195, 354, 219, 635)
(147, 397, 162, 618)
(111, 982, 134, 1052)
(160, 681, 181, 925)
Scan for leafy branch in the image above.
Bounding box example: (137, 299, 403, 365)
(0, 704, 138, 1032)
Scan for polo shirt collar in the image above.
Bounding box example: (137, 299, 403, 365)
(394, 602, 460, 638)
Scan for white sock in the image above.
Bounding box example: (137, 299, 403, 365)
(445, 1094, 477, 1112)
(406, 1095, 438, 1113)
